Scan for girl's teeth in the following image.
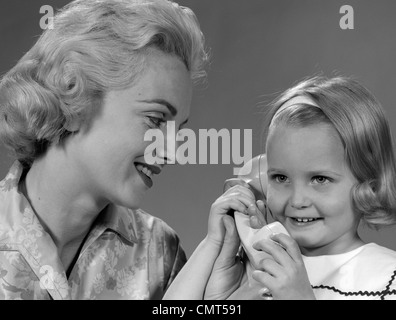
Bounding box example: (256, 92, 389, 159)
(295, 218, 316, 223)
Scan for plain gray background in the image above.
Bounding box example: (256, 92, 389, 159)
(1, 0, 395, 257)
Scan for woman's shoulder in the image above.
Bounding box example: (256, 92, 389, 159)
(124, 206, 181, 240)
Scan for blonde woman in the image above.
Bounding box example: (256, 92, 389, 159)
(0, 0, 207, 300)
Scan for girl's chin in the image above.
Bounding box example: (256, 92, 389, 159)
(289, 234, 320, 251)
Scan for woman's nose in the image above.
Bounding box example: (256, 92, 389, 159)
(155, 131, 178, 164)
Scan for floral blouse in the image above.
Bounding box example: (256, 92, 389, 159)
(0, 161, 187, 300)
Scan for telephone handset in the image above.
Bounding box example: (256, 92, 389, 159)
(234, 212, 289, 269)
(234, 154, 290, 269)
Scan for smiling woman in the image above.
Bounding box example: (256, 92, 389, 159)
(68, 50, 193, 209)
(0, 0, 207, 300)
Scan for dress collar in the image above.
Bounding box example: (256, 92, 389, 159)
(0, 160, 140, 299)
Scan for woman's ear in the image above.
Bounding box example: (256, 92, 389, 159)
(63, 117, 81, 133)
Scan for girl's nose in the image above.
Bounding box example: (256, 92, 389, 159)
(290, 185, 311, 209)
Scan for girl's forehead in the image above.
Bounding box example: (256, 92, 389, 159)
(267, 124, 350, 174)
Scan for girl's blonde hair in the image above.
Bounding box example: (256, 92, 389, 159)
(265, 76, 396, 228)
(0, 0, 208, 165)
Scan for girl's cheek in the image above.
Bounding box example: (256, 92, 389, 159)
(266, 190, 284, 218)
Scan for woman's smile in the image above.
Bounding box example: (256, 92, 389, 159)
(135, 162, 162, 188)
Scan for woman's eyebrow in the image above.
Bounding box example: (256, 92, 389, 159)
(138, 99, 177, 116)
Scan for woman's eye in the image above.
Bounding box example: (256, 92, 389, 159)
(147, 115, 166, 128)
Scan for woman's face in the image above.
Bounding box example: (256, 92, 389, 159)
(266, 99, 361, 256)
(66, 50, 192, 209)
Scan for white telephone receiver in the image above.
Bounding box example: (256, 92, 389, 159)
(234, 212, 289, 269)
(234, 154, 289, 269)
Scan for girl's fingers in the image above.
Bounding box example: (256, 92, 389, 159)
(256, 200, 266, 213)
(257, 258, 282, 277)
(250, 200, 267, 227)
(252, 269, 277, 291)
(252, 238, 291, 267)
(270, 233, 303, 264)
(247, 204, 265, 229)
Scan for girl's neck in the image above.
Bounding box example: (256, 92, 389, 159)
(301, 234, 365, 257)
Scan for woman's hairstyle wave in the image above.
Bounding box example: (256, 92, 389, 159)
(0, 0, 208, 164)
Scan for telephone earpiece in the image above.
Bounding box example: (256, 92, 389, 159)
(237, 153, 268, 201)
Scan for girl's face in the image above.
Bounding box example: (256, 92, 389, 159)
(65, 50, 192, 209)
(266, 101, 362, 256)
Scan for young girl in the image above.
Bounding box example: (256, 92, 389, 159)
(251, 75, 396, 300)
(164, 75, 396, 300)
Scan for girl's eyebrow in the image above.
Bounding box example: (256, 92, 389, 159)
(267, 168, 282, 174)
(267, 168, 342, 177)
(138, 99, 177, 116)
(308, 170, 342, 177)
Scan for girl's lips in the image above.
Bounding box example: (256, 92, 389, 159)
(288, 217, 323, 226)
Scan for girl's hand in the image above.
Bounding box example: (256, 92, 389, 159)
(252, 233, 316, 300)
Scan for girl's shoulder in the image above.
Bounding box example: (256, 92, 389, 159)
(358, 243, 396, 265)
(304, 243, 396, 299)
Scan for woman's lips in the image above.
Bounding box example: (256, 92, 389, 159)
(135, 163, 159, 188)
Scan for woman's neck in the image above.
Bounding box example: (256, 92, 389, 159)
(23, 150, 108, 270)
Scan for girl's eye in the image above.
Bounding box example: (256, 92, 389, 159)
(270, 174, 289, 183)
(146, 115, 166, 128)
(312, 176, 330, 184)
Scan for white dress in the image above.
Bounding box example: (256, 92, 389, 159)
(303, 243, 396, 300)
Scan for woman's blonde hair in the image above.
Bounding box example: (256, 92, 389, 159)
(0, 0, 208, 165)
(265, 76, 396, 228)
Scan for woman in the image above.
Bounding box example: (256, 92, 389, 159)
(0, 0, 207, 300)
